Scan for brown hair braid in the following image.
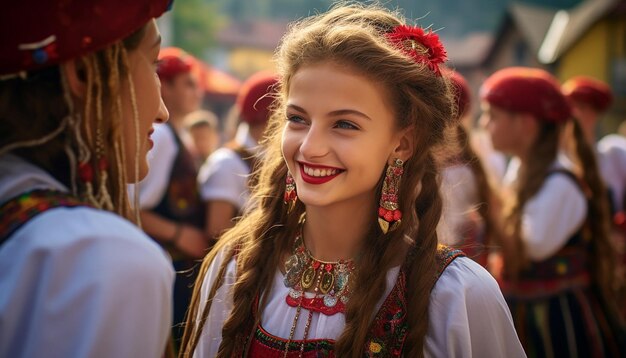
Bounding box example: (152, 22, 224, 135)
(500, 122, 560, 277)
(181, 3, 455, 356)
(569, 119, 620, 305)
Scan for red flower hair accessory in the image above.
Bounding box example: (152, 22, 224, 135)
(385, 25, 447, 76)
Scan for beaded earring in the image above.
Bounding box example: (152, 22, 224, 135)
(284, 172, 297, 213)
(378, 158, 404, 233)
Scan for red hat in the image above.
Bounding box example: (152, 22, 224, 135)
(445, 69, 471, 119)
(157, 55, 193, 82)
(562, 76, 613, 112)
(0, 0, 172, 76)
(236, 71, 279, 125)
(480, 67, 571, 123)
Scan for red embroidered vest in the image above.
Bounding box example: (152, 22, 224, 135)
(233, 245, 464, 357)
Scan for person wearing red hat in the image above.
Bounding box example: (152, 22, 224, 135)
(562, 76, 613, 145)
(481, 67, 624, 356)
(563, 77, 626, 244)
(130, 50, 209, 348)
(197, 71, 278, 240)
(563, 77, 626, 321)
(0, 1, 175, 357)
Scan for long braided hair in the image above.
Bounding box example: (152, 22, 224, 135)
(181, 4, 455, 357)
(0, 26, 147, 220)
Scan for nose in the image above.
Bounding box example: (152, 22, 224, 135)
(156, 97, 169, 124)
(299, 123, 329, 160)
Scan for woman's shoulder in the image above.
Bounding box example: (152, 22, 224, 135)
(431, 254, 502, 305)
(5, 206, 171, 268)
(425, 255, 526, 357)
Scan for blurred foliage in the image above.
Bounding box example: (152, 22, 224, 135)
(172, 0, 223, 58)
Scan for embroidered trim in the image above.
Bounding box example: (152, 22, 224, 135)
(250, 324, 335, 356)
(0, 189, 90, 243)
(242, 245, 465, 356)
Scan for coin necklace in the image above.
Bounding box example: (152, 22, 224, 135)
(282, 233, 356, 357)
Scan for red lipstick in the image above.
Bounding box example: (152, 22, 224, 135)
(298, 162, 343, 185)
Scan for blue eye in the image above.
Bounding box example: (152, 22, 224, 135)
(335, 120, 358, 130)
(286, 115, 307, 125)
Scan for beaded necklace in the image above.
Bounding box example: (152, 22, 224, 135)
(282, 232, 356, 356)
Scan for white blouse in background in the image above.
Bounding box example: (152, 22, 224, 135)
(503, 154, 587, 261)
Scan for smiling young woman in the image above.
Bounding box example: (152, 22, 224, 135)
(181, 4, 525, 357)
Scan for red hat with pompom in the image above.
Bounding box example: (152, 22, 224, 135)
(0, 0, 172, 77)
(236, 71, 279, 125)
(480, 67, 571, 123)
(562, 76, 613, 113)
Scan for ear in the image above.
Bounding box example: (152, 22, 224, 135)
(519, 113, 539, 133)
(60, 59, 86, 98)
(390, 125, 415, 163)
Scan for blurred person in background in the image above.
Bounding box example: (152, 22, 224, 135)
(439, 70, 495, 267)
(131, 52, 209, 348)
(184, 109, 221, 166)
(481, 67, 625, 357)
(0, 1, 174, 356)
(198, 71, 278, 240)
(563, 77, 626, 318)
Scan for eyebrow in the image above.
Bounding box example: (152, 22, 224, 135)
(287, 104, 371, 121)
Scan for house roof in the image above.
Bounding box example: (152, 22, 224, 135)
(538, 0, 624, 64)
(482, 2, 557, 66)
(509, 2, 558, 54)
(444, 33, 494, 68)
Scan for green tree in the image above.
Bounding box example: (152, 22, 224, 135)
(172, 0, 222, 58)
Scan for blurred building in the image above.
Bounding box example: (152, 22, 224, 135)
(215, 19, 288, 79)
(540, 0, 626, 133)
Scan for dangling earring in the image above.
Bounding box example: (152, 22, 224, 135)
(378, 158, 403, 234)
(284, 172, 297, 213)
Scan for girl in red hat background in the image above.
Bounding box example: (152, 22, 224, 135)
(480, 67, 625, 357)
(563, 75, 626, 331)
(0, 1, 175, 356)
(181, 4, 525, 357)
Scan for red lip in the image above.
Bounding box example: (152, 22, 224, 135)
(298, 161, 343, 185)
(147, 129, 154, 149)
